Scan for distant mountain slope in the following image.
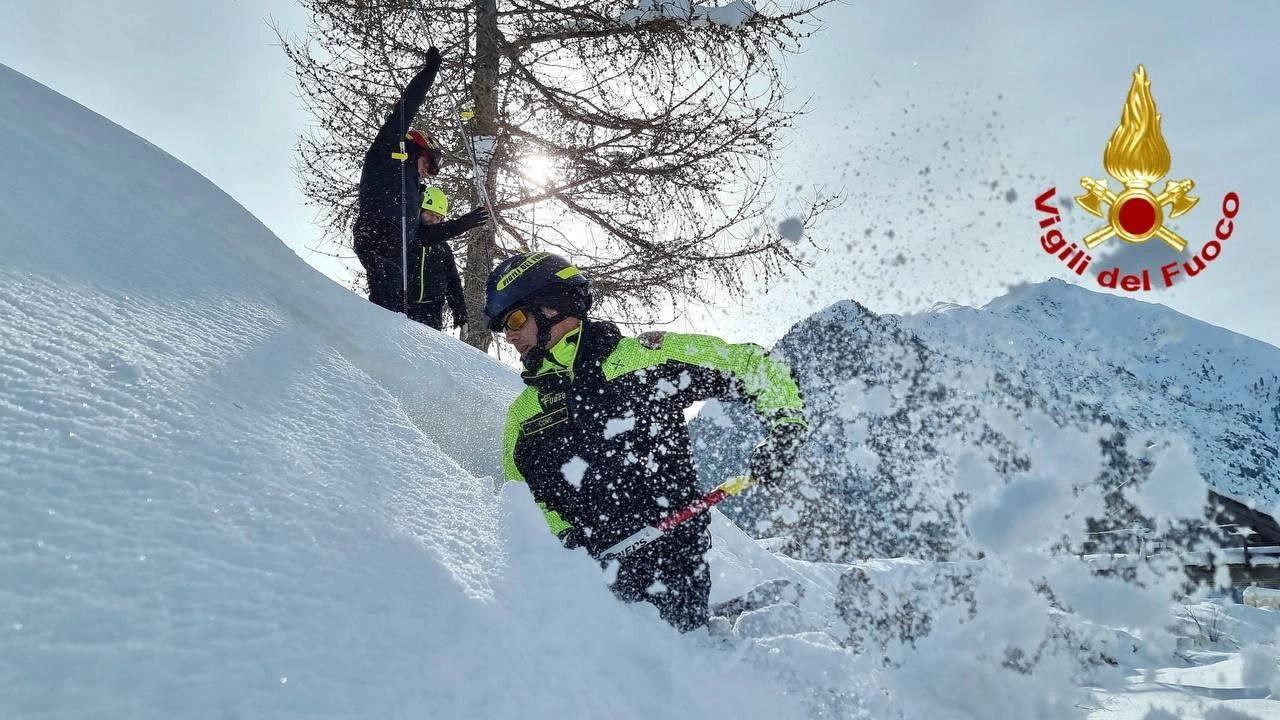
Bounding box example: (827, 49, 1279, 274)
(910, 279, 1280, 507)
(692, 279, 1280, 561)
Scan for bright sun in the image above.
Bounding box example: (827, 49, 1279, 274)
(521, 154, 554, 185)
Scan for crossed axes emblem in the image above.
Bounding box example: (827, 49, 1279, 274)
(1075, 177, 1199, 251)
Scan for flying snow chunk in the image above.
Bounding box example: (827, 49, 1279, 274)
(696, 0, 756, 27)
(1127, 439, 1207, 524)
(1241, 643, 1280, 688)
(603, 416, 636, 439)
(561, 456, 589, 489)
(778, 217, 805, 243)
(697, 399, 736, 429)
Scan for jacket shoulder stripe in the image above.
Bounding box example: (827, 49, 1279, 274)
(600, 337, 665, 380)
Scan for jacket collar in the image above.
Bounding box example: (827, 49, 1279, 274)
(524, 323, 583, 383)
(522, 320, 622, 388)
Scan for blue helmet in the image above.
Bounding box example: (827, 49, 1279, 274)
(484, 252, 592, 331)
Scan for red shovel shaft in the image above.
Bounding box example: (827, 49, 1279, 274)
(600, 475, 756, 560)
(656, 486, 730, 532)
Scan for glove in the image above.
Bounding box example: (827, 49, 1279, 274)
(749, 422, 808, 485)
(447, 291, 468, 328)
(453, 207, 490, 233)
(450, 305, 468, 329)
(424, 47, 441, 71)
(558, 526, 587, 550)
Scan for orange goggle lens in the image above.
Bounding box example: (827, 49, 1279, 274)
(503, 308, 530, 332)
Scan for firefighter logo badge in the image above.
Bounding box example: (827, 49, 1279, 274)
(1033, 65, 1240, 292)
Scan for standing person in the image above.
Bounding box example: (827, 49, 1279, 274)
(407, 186, 489, 330)
(487, 252, 808, 632)
(352, 46, 445, 314)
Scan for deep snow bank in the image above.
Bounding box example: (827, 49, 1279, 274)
(0, 63, 810, 720)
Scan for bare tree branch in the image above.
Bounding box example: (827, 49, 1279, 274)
(280, 0, 841, 350)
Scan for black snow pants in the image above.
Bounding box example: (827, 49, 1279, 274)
(606, 516, 712, 633)
(353, 217, 405, 313)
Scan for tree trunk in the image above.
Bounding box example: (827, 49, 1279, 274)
(462, 0, 500, 352)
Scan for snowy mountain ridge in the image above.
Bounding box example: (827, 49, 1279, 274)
(904, 278, 1280, 510)
(690, 276, 1279, 567)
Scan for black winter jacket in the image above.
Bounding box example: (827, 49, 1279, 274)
(353, 54, 439, 257)
(502, 320, 807, 558)
(407, 217, 469, 320)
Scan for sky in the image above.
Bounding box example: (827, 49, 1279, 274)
(3, 0, 1277, 350)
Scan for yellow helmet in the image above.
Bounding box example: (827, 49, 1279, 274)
(421, 186, 448, 216)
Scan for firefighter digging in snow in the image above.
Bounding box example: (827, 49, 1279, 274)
(489, 252, 808, 632)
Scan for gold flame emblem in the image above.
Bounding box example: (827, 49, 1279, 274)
(1075, 65, 1198, 251)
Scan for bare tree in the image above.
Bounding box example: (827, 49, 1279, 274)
(280, 0, 838, 350)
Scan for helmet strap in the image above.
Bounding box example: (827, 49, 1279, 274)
(521, 309, 572, 373)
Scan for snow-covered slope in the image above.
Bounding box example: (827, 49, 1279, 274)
(0, 63, 823, 720)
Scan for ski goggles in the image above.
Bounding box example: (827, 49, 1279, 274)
(499, 307, 531, 333)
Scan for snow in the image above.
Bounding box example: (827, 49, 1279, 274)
(561, 455, 589, 488)
(0, 63, 806, 720)
(1131, 438, 1212, 526)
(603, 415, 637, 439)
(900, 278, 1280, 511)
(4, 60, 1280, 720)
(697, 0, 756, 27)
(469, 133, 496, 199)
(779, 216, 806, 243)
(1244, 587, 1280, 610)
(620, 0, 758, 27)
(960, 417, 1105, 553)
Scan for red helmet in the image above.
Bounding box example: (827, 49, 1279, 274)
(405, 129, 431, 150)
(405, 129, 442, 175)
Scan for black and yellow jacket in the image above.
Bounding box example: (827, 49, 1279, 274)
(407, 218, 467, 316)
(503, 319, 806, 557)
